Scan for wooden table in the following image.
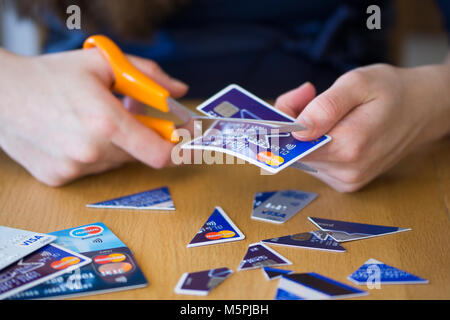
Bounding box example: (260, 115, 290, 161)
(0, 102, 449, 300)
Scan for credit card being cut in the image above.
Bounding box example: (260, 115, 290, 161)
(182, 84, 331, 174)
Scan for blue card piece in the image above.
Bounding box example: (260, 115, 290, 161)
(237, 243, 292, 271)
(308, 216, 411, 242)
(274, 287, 303, 300)
(174, 267, 233, 296)
(187, 207, 245, 248)
(253, 192, 277, 209)
(348, 259, 428, 285)
(278, 272, 368, 300)
(262, 231, 346, 253)
(183, 84, 331, 174)
(87, 186, 175, 210)
(9, 223, 148, 300)
(262, 267, 294, 280)
(252, 190, 318, 224)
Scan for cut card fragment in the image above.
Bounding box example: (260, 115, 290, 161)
(174, 267, 233, 296)
(87, 186, 175, 210)
(262, 267, 294, 280)
(262, 231, 346, 253)
(0, 226, 57, 271)
(182, 84, 331, 174)
(308, 217, 411, 242)
(187, 207, 245, 248)
(251, 190, 317, 224)
(237, 243, 292, 271)
(348, 258, 428, 285)
(9, 222, 148, 300)
(275, 272, 368, 300)
(0, 244, 91, 300)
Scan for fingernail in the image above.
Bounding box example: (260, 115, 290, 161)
(299, 82, 311, 89)
(172, 78, 188, 90)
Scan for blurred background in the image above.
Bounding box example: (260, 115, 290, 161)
(1, 0, 448, 67)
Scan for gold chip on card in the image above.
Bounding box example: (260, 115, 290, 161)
(213, 101, 239, 118)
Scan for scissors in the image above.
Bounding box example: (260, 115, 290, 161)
(83, 35, 306, 143)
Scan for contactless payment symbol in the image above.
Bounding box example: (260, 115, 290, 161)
(69, 225, 104, 238)
(187, 207, 245, 248)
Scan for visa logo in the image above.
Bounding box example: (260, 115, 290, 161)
(261, 210, 286, 218)
(20, 235, 45, 246)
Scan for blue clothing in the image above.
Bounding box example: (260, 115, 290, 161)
(44, 0, 448, 98)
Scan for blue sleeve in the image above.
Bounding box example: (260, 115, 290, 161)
(435, 0, 450, 39)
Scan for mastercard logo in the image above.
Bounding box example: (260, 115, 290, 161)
(70, 225, 104, 238)
(94, 253, 127, 264)
(205, 230, 236, 240)
(256, 151, 284, 167)
(50, 256, 81, 270)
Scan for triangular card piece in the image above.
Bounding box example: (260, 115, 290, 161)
(308, 217, 411, 242)
(87, 186, 175, 210)
(262, 267, 294, 280)
(277, 272, 368, 300)
(348, 258, 428, 285)
(262, 231, 346, 253)
(237, 243, 292, 271)
(174, 267, 233, 296)
(274, 287, 304, 300)
(251, 190, 317, 224)
(187, 207, 245, 248)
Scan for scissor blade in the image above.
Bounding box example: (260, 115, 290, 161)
(167, 97, 197, 123)
(192, 117, 306, 133)
(167, 97, 306, 133)
(289, 162, 318, 173)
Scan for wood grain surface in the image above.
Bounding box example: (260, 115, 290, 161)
(0, 101, 449, 300)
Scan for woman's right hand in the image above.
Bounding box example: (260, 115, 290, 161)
(0, 48, 188, 186)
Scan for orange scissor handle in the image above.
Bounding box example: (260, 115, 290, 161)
(83, 35, 179, 142)
(133, 115, 179, 142)
(83, 35, 169, 112)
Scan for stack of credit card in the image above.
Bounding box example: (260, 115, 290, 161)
(0, 223, 147, 300)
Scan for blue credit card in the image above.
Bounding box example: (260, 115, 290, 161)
(183, 84, 331, 174)
(348, 259, 428, 285)
(308, 216, 411, 242)
(87, 186, 175, 210)
(9, 223, 148, 300)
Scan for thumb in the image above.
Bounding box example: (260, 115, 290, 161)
(275, 82, 316, 118)
(293, 72, 369, 141)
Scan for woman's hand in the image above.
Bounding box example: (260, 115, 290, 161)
(276, 63, 450, 192)
(0, 48, 188, 186)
